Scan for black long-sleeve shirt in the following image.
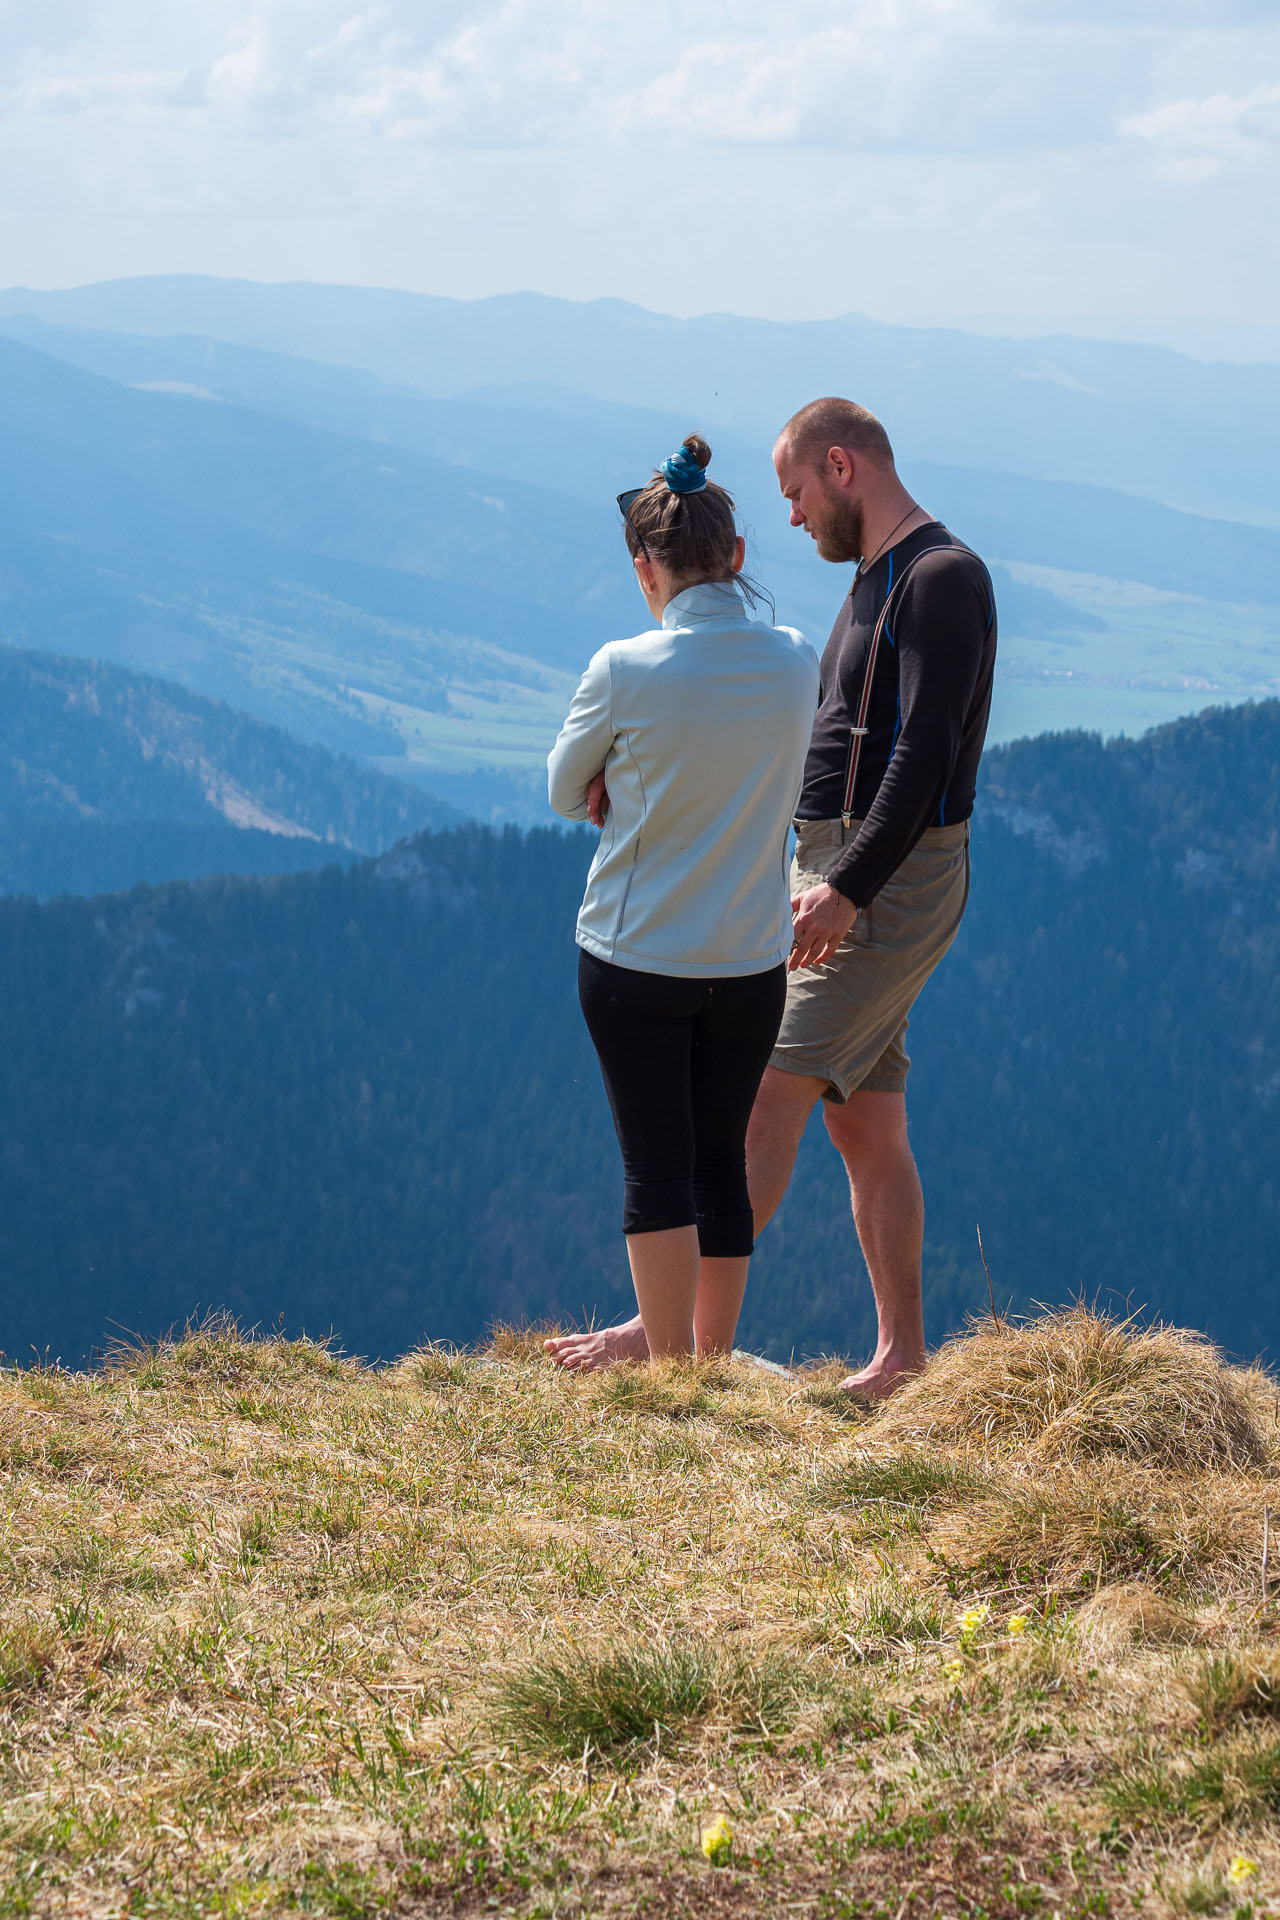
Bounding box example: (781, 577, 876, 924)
(796, 521, 997, 907)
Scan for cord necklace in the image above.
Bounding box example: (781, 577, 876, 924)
(857, 505, 923, 577)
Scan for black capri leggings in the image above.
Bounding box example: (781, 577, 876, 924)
(578, 950, 787, 1259)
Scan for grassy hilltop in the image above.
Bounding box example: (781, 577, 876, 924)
(5, 1311, 1280, 1917)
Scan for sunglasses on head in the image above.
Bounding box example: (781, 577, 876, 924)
(616, 487, 650, 558)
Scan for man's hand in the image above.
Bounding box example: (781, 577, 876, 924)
(789, 881, 857, 971)
(585, 770, 610, 829)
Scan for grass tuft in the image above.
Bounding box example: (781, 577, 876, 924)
(401, 1342, 472, 1388)
(587, 1361, 715, 1422)
(1166, 1868, 1230, 1914)
(105, 1309, 350, 1386)
(876, 1305, 1265, 1469)
(0, 1621, 57, 1696)
(929, 1476, 1169, 1595)
(1075, 1582, 1197, 1654)
(1108, 1735, 1280, 1832)
(814, 1450, 985, 1513)
(1186, 1653, 1280, 1737)
(492, 1632, 820, 1759)
(1188, 1738, 1280, 1827)
(801, 1383, 872, 1423)
(487, 1319, 566, 1360)
(837, 1574, 946, 1655)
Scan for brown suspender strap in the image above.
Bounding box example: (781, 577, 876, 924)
(840, 545, 954, 829)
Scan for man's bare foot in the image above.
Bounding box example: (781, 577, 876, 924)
(838, 1355, 922, 1402)
(544, 1316, 649, 1372)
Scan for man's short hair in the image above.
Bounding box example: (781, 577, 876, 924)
(779, 397, 894, 471)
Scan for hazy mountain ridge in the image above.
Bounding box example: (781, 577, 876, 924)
(0, 335, 617, 660)
(2, 317, 1278, 788)
(0, 327, 1108, 676)
(0, 378, 585, 779)
(6, 321, 1279, 618)
(0, 280, 1274, 814)
(3, 276, 1277, 522)
(0, 336, 630, 638)
(3, 699, 1275, 1369)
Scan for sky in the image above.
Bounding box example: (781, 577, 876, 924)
(1, 1, 1277, 341)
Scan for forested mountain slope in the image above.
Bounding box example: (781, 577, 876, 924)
(0, 648, 459, 898)
(1, 700, 1275, 1368)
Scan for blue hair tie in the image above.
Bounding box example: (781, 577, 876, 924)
(661, 445, 708, 494)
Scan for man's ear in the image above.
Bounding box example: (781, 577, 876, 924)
(826, 446, 856, 490)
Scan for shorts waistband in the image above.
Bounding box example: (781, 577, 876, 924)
(793, 816, 970, 851)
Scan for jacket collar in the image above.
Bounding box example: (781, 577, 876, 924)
(660, 580, 746, 630)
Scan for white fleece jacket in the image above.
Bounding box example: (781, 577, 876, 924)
(547, 581, 819, 978)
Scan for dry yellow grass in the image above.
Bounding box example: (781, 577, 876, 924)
(876, 1305, 1265, 1469)
(1075, 1584, 1198, 1655)
(1, 1309, 1280, 1917)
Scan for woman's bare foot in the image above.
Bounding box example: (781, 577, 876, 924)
(839, 1352, 922, 1402)
(544, 1316, 649, 1372)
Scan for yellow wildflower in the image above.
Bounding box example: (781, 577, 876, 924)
(958, 1604, 989, 1637)
(1227, 1856, 1259, 1886)
(1008, 1614, 1030, 1636)
(942, 1659, 966, 1684)
(701, 1815, 733, 1866)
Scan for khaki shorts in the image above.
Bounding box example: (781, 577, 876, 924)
(770, 817, 971, 1103)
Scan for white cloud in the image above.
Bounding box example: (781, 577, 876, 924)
(0, 0, 1276, 328)
(283, 4, 1189, 152)
(20, 67, 193, 115)
(6, 0, 1271, 152)
(1122, 84, 1280, 179)
(607, 32, 877, 147)
(205, 31, 276, 112)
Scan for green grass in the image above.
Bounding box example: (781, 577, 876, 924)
(1107, 1737, 1280, 1832)
(1166, 1869, 1230, 1914)
(493, 1633, 821, 1760)
(587, 1364, 718, 1421)
(832, 1574, 947, 1656)
(814, 1452, 986, 1534)
(406, 1343, 474, 1389)
(802, 1383, 873, 1424)
(1187, 1654, 1280, 1738)
(0, 1622, 56, 1697)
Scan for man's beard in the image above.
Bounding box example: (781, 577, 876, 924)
(812, 489, 864, 564)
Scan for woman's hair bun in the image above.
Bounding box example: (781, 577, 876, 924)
(682, 433, 712, 471)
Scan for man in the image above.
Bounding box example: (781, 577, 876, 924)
(547, 397, 996, 1394)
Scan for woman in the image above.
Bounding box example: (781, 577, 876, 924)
(546, 435, 819, 1364)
